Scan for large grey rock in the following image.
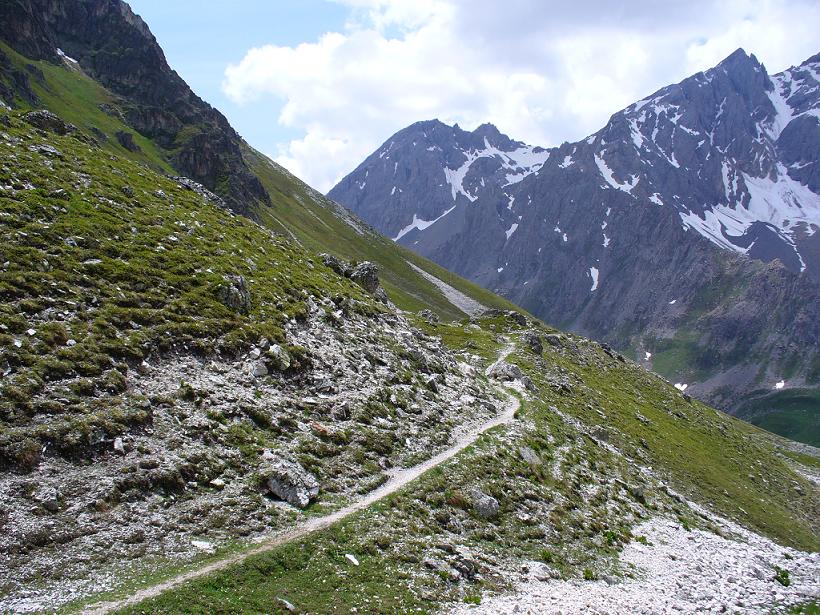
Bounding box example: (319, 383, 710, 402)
(217, 275, 251, 314)
(488, 361, 523, 381)
(265, 344, 291, 372)
(522, 331, 542, 355)
(468, 488, 499, 519)
(23, 110, 75, 135)
(261, 457, 319, 508)
(350, 261, 388, 303)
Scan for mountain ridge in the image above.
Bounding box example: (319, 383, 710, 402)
(329, 49, 820, 437)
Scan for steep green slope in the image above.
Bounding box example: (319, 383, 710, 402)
(0, 42, 517, 324)
(245, 147, 518, 319)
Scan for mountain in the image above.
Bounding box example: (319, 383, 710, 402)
(0, 3, 818, 613)
(329, 50, 820, 441)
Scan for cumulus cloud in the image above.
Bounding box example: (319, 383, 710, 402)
(223, 0, 820, 191)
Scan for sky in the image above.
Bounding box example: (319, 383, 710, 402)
(126, 0, 820, 192)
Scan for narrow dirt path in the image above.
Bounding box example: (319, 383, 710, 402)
(84, 346, 521, 615)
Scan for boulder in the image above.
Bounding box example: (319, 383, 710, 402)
(217, 275, 251, 314)
(29, 143, 62, 158)
(544, 334, 564, 348)
(507, 311, 528, 326)
(519, 446, 542, 466)
(418, 309, 440, 323)
(261, 457, 319, 508)
(23, 110, 76, 135)
(320, 253, 352, 277)
(265, 344, 291, 372)
(488, 361, 523, 381)
(350, 261, 388, 303)
(115, 130, 141, 152)
(468, 488, 499, 519)
(522, 331, 543, 355)
(250, 361, 268, 378)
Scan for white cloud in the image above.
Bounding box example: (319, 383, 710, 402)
(223, 0, 820, 191)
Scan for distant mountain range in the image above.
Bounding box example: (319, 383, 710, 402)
(330, 49, 820, 423)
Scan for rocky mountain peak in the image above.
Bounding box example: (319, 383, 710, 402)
(331, 50, 820, 416)
(716, 47, 763, 72)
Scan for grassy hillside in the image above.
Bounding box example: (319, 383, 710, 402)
(0, 45, 517, 322)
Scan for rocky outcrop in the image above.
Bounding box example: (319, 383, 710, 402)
(260, 457, 319, 509)
(319, 254, 388, 303)
(23, 109, 75, 135)
(350, 262, 388, 303)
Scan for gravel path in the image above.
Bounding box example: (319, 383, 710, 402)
(451, 515, 820, 614)
(82, 350, 521, 615)
(406, 261, 487, 316)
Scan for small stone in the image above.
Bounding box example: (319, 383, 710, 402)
(26, 328, 36, 336)
(250, 362, 268, 378)
(276, 598, 296, 612)
(210, 478, 226, 489)
(345, 553, 360, 566)
(34, 486, 60, 513)
(113, 437, 125, 454)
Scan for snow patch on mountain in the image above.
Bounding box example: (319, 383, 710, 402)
(443, 138, 549, 202)
(595, 154, 638, 195)
(589, 267, 599, 292)
(393, 206, 457, 241)
(680, 163, 820, 263)
(505, 223, 519, 241)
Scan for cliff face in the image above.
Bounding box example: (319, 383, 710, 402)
(329, 50, 820, 412)
(0, 0, 269, 214)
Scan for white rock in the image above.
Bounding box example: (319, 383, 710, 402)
(345, 553, 360, 566)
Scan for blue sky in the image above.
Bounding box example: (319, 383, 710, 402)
(125, 1, 820, 192)
(126, 0, 347, 155)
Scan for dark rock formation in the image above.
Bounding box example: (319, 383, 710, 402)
(0, 0, 270, 215)
(23, 109, 75, 135)
(115, 129, 139, 152)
